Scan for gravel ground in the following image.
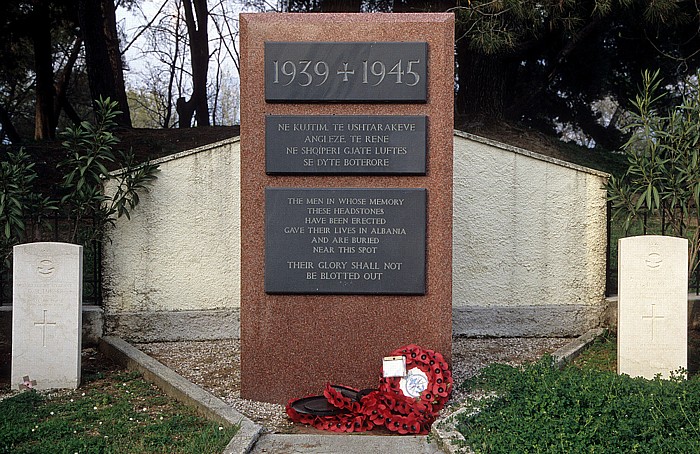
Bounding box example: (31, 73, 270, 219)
(137, 337, 569, 433)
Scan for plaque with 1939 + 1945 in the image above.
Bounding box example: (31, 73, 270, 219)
(264, 42, 427, 102)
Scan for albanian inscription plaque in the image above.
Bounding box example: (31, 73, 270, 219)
(266, 115, 426, 174)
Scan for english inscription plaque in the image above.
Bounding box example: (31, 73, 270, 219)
(265, 188, 426, 294)
(265, 42, 427, 102)
(266, 115, 427, 174)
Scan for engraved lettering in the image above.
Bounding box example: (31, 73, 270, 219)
(266, 188, 425, 294)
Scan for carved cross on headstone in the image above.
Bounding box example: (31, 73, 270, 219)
(641, 303, 665, 341)
(34, 310, 57, 347)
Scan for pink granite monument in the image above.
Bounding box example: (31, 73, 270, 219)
(240, 12, 453, 404)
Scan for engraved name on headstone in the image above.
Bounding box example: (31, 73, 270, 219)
(266, 115, 427, 174)
(617, 235, 688, 379)
(12, 242, 83, 390)
(265, 42, 427, 102)
(265, 188, 426, 294)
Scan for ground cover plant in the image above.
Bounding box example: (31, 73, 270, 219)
(455, 333, 700, 453)
(0, 350, 237, 454)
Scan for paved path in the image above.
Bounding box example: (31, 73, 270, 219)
(250, 433, 441, 453)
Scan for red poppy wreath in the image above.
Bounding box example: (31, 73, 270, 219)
(286, 344, 452, 434)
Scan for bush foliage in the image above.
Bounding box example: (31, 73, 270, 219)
(457, 354, 700, 453)
(0, 98, 158, 264)
(608, 69, 700, 276)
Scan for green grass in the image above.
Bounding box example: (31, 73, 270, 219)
(0, 369, 238, 454)
(455, 334, 700, 453)
(569, 330, 617, 373)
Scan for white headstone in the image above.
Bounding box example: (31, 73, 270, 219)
(11, 242, 83, 390)
(618, 235, 688, 379)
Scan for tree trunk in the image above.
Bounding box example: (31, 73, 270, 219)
(33, 2, 55, 140)
(181, 0, 210, 128)
(53, 35, 83, 127)
(77, 0, 132, 127)
(176, 97, 195, 128)
(58, 98, 82, 126)
(569, 107, 626, 150)
(455, 48, 518, 124)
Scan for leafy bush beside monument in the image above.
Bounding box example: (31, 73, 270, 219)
(608, 70, 700, 278)
(0, 98, 159, 265)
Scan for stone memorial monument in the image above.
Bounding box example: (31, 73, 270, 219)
(240, 13, 454, 403)
(12, 242, 83, 390)
(618, 235, 688, 379)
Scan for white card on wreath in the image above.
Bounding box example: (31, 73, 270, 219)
(383, 355, 407, 377)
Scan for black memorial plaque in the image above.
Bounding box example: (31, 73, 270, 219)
(265, 188, 426, 294)
(266, 115, 427, 174)
(265, 42, 427, 102)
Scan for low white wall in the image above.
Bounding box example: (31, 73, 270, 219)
(102, 138, 241, 339)
(453, 132, 609, 336)
(102, 133, 608, 340)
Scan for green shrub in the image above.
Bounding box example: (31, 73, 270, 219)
(0, 148, 55, 264)
(457, 357, 700, 453)
(0, 97, 158, 264)
(608, 69, 700, 277)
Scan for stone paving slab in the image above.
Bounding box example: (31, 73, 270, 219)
(250, 433, 441, 454)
